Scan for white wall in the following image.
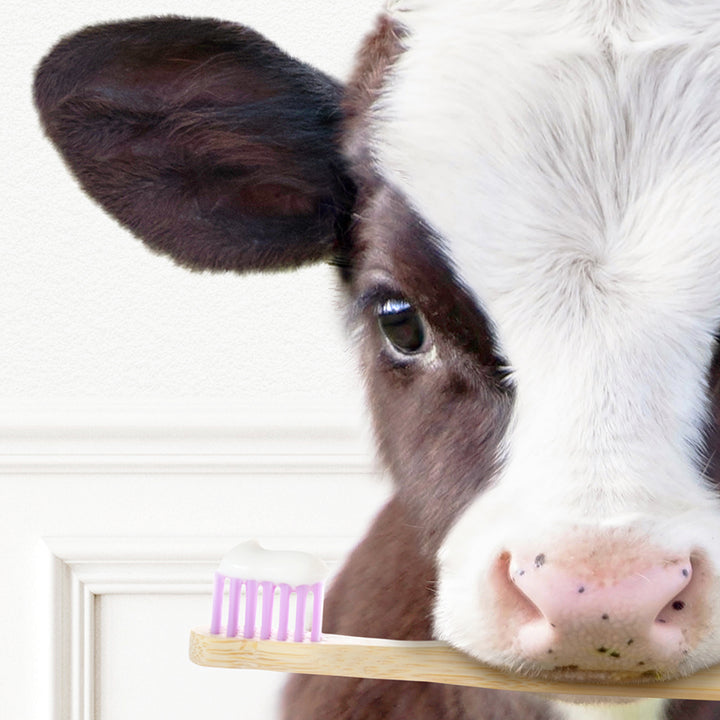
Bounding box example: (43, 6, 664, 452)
(6, 0, 380, 413)
(2, 2, 389, 719)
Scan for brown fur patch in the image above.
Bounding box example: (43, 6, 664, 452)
(346, 185, 514, 550)
(282, 498, 557, 720)
(342, 14, 407, 183)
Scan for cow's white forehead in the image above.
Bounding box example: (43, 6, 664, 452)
(373, 0, 720, 325)
(371, 0, 720, 514)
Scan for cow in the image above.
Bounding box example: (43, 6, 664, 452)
(33, 2, 720, 719)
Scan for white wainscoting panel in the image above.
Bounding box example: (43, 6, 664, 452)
(0, 407, 389, 720)
(44, 536, 354, 720)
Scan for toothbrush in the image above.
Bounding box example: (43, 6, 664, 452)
(190, 542, 720, 702)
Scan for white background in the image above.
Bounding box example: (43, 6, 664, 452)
(2, 2, 388, 718)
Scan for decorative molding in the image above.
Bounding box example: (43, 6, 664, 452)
(0, 406, 378, 476)
(43, 535, 355, 720)
(0, 453, 375, 476)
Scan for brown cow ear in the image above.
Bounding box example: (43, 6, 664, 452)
(34, 17, 354, 272)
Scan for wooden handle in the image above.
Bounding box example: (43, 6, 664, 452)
(189, 628, 720, 701)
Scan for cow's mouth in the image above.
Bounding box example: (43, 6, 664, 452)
(483, 647, 699, 698)
(538, 665, 665, 684)
(509, 660, 691, 703)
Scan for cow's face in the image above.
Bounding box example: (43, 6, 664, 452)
(345, 1, 720, 683)
(34, 0, 720, 691)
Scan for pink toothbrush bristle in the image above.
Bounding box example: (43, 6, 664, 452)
(210, 541, 328, 642)
(260, 580, 274, 639)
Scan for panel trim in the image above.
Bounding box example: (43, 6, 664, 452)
(0, 406, 377, 475)
(43, 535, 355, 720)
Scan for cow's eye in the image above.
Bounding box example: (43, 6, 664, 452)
(377, 298, 427, 355)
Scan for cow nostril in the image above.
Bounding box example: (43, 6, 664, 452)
(653, 563, 693, 626)
(497, 552, 544, 623)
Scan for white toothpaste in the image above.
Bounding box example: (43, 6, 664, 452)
(218, 539, 329, 588)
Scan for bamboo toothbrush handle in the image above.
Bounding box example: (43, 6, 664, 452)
(189, 628, 720, 701)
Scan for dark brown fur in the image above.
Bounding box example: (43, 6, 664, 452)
(283, 499, 554, 720)
(346, 185, 514, 550)
(341, 14, 407, 186)
(34, 17, 354, 273)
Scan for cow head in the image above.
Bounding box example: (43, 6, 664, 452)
(34, 0, 720, 695)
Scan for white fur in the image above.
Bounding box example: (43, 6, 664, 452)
(371, 2, 720, 719)
(553, 699, 667, 720)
